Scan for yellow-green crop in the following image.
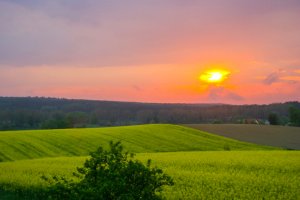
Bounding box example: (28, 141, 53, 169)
(0, 124, 276, 162)
(0, 151, 299, 200)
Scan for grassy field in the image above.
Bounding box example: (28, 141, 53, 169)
(185, 124, 300, 150)
(0, 124, 276, 162)
(0, 151, 299, 200)
(0, 124, 298, 199)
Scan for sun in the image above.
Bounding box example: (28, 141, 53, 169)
(199, 70, 230, 83)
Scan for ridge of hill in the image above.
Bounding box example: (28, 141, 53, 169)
(0, 124, 277, 162)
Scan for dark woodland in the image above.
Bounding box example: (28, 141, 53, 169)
(0, 97, 299, 130)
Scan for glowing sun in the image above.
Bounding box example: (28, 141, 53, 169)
(199, 70, 230, 83)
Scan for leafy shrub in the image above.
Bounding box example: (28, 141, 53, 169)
(42, 141, 174, 200)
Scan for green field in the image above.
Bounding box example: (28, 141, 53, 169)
(0, 124, 276, 162)
(0, 124, 299, 199)
(0, 151, 299, 200)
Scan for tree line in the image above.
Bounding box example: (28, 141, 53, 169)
(0, 97, 299, 130)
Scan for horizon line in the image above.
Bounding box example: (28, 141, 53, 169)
(1, 95, 299, 106)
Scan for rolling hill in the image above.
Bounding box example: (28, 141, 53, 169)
(0, 124, 277, 162)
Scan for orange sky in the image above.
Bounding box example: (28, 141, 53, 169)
(0, 1, 300, 104)
(1, 62, 299, 104)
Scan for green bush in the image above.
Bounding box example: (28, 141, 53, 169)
(42, 141, 174, 200)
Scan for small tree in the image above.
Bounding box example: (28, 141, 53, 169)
(43, 141, 174, 200)
(289, 106, 300, 126)
(268, 112, 280, 125)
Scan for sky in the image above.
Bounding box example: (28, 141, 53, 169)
(0, 0, 300, 104)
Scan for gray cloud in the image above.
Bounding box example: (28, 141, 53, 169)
(227, 92, 244, 101)
(263, 72, 280, 85)
(263, 67, 300, 85)
(132, 85, 143, 92)
(208, 87, 225, 101)
(208, 87, 244, 102)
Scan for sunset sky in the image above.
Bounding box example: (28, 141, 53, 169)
(1, 0, 300, 104)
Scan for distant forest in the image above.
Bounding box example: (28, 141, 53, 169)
(0, 97, 299, 130)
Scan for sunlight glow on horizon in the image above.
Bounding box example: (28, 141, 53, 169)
(0, 1, 299, 104)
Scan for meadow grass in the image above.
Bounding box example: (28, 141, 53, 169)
(0, 151, 299, 200)
(0, 124, 276, 162)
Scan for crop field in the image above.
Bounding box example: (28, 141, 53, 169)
(0, 124, 276, 162)
(185, 124, 300, 150)
(0, 124, 298, 199)
(0, 151, 299, 200)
